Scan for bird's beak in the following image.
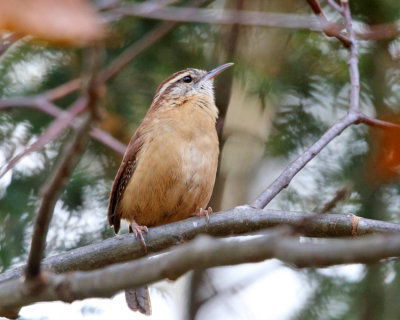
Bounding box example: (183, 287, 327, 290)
(203, 62, 234, 81)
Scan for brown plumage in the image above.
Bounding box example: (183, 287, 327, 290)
(107, 63, 233, 315)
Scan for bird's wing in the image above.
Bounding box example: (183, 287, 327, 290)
(107, 128, 145, 233)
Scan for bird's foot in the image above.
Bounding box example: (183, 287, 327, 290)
(198, 207, 212, 223)
(130, 221, 149, 252)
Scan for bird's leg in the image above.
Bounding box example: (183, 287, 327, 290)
(197, 207, 212, 223)
(129, 220, 149, 252)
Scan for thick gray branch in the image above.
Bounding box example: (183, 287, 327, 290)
(2, 206, 400, 283)
(1, 228, 400, 313)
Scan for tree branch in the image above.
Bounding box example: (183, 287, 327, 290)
(0, 98, 88, 179)
(342, 0, 360, 112)
(2, 206, 400, 283)
(251, 111, 360, 209)
(326, 0, 344, 13)
(25, 49, 103, 280)
(318, 185, 350, 213)
(358, 114, 400, 129)
(25, 109, 93, 279)
(2, 227, 400, 313)
(0, 32, 24, 56)
(99, 21, 176, 82)
(0, 92, 126, 155)
(111, 3, 400, 41)
(306, 0, 351, 47)
(252, 1, 400, 209)
(112, 5, 324, 31)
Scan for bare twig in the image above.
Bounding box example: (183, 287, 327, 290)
(307, 0, 325, 17)
(319, 185, 350, 213)
(0, 80, 82, 111)
(25, 110, 93, 279)
(0, 99, 88, 179)
(2, 228, 400, 313)
(99, 21, 176, 82)
(358, 114, 400, 129)
(357, 22, 400, 41)
(43, 79, 82, 101)
(342, 0, 360, 112)
(2, 206, 400, 283)
(251, 112, 359, 209)
(112, 4, 324, 31)
(252, 0, 400, 209)
(0, 98, 126, 155)
(90, 127, 126, 154)
(25, 49, 104, 280)
(326, 0, 343, 13)
(111, 2, 400, 42)
(0, 32, 24, 56)
(100, 0, 210, 81)
(306, 0, 351, 47)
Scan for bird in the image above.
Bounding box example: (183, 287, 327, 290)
(107, 63, 234, 315)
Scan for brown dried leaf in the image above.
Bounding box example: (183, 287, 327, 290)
(0, 0, 104, 46)
(367, 114, 400, 184)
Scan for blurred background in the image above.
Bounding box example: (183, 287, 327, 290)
(1, 0, 400, 319)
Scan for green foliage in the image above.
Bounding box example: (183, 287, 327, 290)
(267, 104, 326, 157)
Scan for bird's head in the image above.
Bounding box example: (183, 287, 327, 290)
(150, 63, 234, 111)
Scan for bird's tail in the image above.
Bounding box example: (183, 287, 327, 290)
(125, 287, 152, 316)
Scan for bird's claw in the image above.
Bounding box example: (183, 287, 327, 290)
(198, 207, 212, 223)
(130, 222, 149, 252)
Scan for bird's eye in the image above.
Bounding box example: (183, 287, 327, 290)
(182, 75, 192, 83)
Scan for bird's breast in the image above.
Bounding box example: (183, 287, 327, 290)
(120, 106, 219, 226)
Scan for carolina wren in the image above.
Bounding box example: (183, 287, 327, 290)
(108, 62, 233, 315)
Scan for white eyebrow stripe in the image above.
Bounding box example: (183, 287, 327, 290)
(152, 72, 190, 104)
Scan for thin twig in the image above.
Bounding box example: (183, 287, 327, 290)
(319, 185, 350, 213)
(0, 32, 24, 56)
(306, 0, 326, 17)
(326, 0, 344, 13)
(252, 0, 395, 209)
(110, 2, 400, 42)
(0, 99, 126, 154)
(99, 21, 176, 82)
(100, 0, 210, 81)
(342, 0, 360, 112)
(25, 49, 104, 280)
(251, 111, 359, 209)
(90, 127, 126, 154)
(112, 4, 324, 31)
(306, 0, 351, 47)
(43, 79, 82, 101)
(0, 99, 88, 179)
(359, 114, 400, 129)
(25, 110, 93, 279)
(357, 22, 400, 40)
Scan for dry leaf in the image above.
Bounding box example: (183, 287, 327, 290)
(367, 114, 400, 184)
(0, 0, 104, 46)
